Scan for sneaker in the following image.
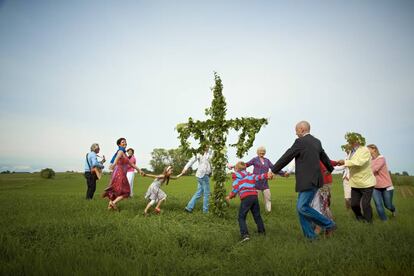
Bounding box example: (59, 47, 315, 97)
(184, 207, 192, 213)
(240, 235, 250, 243)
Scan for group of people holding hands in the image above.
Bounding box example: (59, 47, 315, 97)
(84, 120, 396, 242)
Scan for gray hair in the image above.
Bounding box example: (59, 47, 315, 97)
(90, 143, 100, 151)
(257, 146, 266, 153)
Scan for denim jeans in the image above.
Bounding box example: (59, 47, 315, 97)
(372, 188, 396, 221)
(238, 195, 265, 237)
(351, 187, 374, 222)
(186, 175, 210, 213)
(297, 188, 335, 239)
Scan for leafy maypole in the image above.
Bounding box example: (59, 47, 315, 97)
(176, 73, 268, 217)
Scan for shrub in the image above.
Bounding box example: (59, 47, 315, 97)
(40, 168, 55, 179)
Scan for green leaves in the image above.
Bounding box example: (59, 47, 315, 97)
(176, 73, 268, 217)
(341, 132, 366, 151)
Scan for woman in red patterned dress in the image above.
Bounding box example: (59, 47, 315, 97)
(103, 138, 143, 210)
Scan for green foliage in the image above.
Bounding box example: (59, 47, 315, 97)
(176, 73, 268, 217)
(40, 168, 55, 179)
(149, 148, 192, 174)
(341, 132, 366, 151)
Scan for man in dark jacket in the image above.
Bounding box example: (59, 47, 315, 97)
(271, 121, 336, 240)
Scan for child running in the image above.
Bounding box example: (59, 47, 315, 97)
(142, 166, 181, 216)
(226, 161, 273, 242)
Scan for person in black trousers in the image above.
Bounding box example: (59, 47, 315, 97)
(84, 143, 105, 199)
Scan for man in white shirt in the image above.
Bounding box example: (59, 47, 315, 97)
(181, 146, 212, 213)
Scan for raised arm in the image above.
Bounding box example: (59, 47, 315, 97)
(182, 154, 197, 174)
(142, 173, 164, 179)
(271, 139, 301, 173)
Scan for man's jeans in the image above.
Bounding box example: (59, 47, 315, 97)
(372, 188, 395, 221)
(297, 188, 335, 239)
(238, 195, 265, 237)
(186, 175, 210, 213)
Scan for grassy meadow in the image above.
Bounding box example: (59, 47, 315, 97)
(0, 172, 413, 275)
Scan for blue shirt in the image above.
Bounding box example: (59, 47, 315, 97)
(84, 152, 104, 172)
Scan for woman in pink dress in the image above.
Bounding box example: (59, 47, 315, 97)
(103, 138, 143, 210)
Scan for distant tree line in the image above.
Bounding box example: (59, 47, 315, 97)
(149, 148, 193, 175)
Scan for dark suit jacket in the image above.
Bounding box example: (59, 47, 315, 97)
(271, 134, 334, 192)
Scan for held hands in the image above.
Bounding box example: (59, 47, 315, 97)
(101, 155, 106, 163)
(284, 172, 290, 177)
(181, 168, 187, 175)
(176, 173, 183, 178)
(226, 163, 234, 170)
(267, 171, 274, 179)
(337, 160, 345, 166)
(225, 196, 231, 206)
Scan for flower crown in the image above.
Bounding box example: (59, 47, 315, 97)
(341, 132, 366, 152)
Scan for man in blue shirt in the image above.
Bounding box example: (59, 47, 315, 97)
(84, 143, 106, 199)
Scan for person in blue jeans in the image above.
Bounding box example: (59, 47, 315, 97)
(271, 121, 337, 240)
(181, 146, 212, 213)
(368, 144, 396, 220)
(226, 162, 272, 242)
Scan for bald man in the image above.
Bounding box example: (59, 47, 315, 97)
(271, 121, 336, 240)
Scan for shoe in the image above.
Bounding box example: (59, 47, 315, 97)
(314, 226, 322, 235)
(240, 235, 250, 243)
(392, 210, 396, 217)
(155, 207, 161, 214)
(325, 224, 337, 237)
(184, 207, 192, 213)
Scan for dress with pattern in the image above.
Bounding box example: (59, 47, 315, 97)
(103, 154, 131, 200)
(145, 178, 167, 203)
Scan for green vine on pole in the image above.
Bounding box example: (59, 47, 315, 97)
(176, 72, 268, 217)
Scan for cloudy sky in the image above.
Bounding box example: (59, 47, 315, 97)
(0, 0, 413, 174)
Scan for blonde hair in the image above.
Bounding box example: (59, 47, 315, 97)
(90, 143, 99, 151)
(367, 144, 380, 155)
(235, 161, 246, 171)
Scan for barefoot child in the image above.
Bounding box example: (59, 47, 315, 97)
(142, 166, 181, 215)
(226, 161, 273, 242)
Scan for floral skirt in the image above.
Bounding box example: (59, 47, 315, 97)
(311, 184, 333, 220)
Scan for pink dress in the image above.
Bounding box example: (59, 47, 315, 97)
(103, 155, 131, 200)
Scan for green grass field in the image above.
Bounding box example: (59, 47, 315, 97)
(1, 173, 413, 275)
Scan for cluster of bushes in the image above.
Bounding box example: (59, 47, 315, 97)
(40, 168, 55, 179)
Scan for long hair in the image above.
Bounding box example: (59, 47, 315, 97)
(160, 166, 172, 185)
